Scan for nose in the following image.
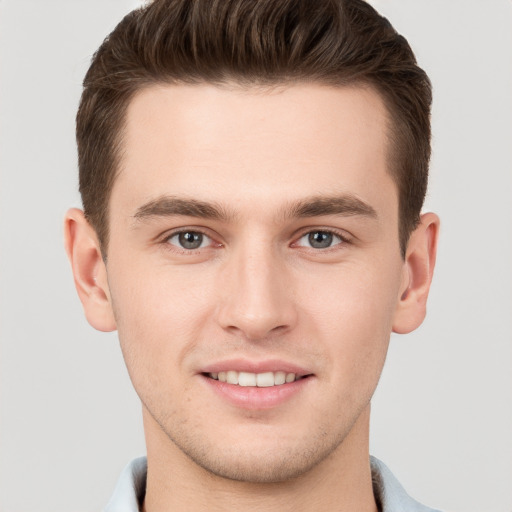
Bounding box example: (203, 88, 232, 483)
(216, 243, 298, 341)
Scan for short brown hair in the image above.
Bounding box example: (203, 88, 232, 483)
(77, 0, 432, 257)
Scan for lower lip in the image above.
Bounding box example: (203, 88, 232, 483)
(201, 375, 312, 410)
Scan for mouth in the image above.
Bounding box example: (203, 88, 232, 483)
(200, 360, 314, 409)
(204, 370, 309, 388)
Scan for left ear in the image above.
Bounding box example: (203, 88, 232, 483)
(392, 212, 440, 334)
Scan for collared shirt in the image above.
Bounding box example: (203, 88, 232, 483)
(104, 456, 442, 512)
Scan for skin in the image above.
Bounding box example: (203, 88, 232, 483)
(65, 83, 439, 511)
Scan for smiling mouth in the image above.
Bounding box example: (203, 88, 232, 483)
(205, 371, 309, 387)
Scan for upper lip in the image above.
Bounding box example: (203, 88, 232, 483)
(200, 358, 312, 378)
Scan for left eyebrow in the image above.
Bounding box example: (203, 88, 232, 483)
(283, 194, 378, 220)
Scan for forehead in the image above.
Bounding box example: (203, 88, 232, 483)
(112, 82, 396, 219)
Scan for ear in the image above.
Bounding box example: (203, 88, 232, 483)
(64, 208, 117, 332)
(392, 212, 440, 334)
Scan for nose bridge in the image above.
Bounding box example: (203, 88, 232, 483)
(217, 235, 296, 340)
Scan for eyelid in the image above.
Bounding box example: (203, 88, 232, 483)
(168, 231, 210, 249)
(291, 226, 353, 247)
(159, 226, 222, 250)
(156, 225, 352, 252)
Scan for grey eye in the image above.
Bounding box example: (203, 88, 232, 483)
(308, 231, 334, 248)
(296, 230, 343, 249)
(168, 231, 208, 250)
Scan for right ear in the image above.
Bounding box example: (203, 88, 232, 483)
(64, 208, 116, 332)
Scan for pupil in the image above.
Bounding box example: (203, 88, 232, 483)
(309, 231, 332, 249)
(179, 232, 203, 249)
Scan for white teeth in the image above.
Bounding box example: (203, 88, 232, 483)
(274, 371, 286, 385)
(238, 372, 257, 387)
(208, 370, 301, 387)
(226, 370, 239, 385)
(256, 372, 274, 387)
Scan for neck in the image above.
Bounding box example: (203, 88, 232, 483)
(142, 405, 377, 512)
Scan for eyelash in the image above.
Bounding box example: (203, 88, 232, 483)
(292, 227, 352, 250)
(159, 227, 352, 253)
(160, 228, 218, 254)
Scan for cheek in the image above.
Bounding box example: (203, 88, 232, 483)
(110, 256, 213, 334)
(107, 261, 216, 393)
(298, 259, 401, 377)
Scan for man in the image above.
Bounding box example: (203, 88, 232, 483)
(64, 0, 440, 510)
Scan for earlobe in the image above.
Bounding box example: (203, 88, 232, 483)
(392, 212, 440, 334)
(64, 208, 117, 332)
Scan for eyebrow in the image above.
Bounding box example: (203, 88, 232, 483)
(284, 194, 377, 220)
(133, 196, 234, 222)
(132, 193, 377, 223)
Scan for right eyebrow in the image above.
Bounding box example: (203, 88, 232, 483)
(133, 196, 235, 222)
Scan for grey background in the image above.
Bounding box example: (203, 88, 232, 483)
(0, 1, 510, 511)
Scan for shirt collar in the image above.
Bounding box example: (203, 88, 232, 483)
(104, 456, 440, 512)
(104, 456, 146, 512)
(370, 457, 441, 512)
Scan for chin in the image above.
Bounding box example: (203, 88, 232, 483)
(169, 425, 349, 484)
(187, 447, 328, 483)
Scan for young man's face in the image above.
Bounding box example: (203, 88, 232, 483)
(77, 83, 432, 482)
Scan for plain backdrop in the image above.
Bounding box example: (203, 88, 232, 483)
(0, 1, 511, 511)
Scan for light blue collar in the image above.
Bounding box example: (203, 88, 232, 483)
(105, 456, 441, 512)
